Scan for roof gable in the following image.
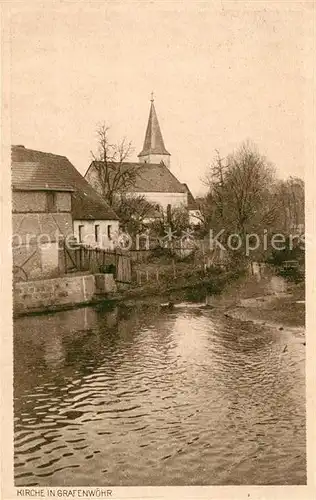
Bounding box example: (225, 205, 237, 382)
(182, 183, 199, 210)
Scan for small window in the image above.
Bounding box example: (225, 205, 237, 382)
(46, 192, 57, 212)
(95, 224, 100, 243)
(107, 225, 112, 240)
(78, 225, 84, 243)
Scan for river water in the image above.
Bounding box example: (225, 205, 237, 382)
(14, 281, 306, 486)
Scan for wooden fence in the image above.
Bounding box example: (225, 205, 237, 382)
(62, 243, 132, 283)
(129, 249, 153, 263)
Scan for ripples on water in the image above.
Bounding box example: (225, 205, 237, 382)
(14, 299, 306, 486)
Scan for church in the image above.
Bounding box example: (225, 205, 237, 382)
(85, 97, 201, 225)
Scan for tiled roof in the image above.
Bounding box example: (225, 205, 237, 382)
(11, 146, 118, 221)
(87, 161, 187, 194)
(12, 161, 74, 192)
(182, 183, 199, 210)
(138, 101, 170, 157)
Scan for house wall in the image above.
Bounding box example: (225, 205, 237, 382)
(125, 191, 187, 211)
(12, 211, 73, 280)
(56, 192, 72, 212)
(73, 219, 119, 250)
(12, 191, 47, 212)
(12, 191, 72, 213)
(12, 190, 73, 280)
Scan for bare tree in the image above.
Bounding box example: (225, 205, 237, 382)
(90, 123, 136, 206)
(201, 150, 229, 234)
(203, 142, 277, 237)
(203, 150, 227, 221)
(273, 177, 304, 233)
(223, 142, 276, 235)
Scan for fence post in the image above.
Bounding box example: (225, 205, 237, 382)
(84, 247, 88, 270)
(156, 268, 159, 282)
(172, 259, 176, 279)
(96, 248, 100, 272)
(80, 246, 83, 270)
(58, 239, 66, 275)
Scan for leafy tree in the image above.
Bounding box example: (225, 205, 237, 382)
(149, 205, 190, 238)
(112, 194, 158, 235)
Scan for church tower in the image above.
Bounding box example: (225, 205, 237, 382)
(138, 94, 171, 168)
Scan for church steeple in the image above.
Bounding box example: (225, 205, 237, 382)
(138, 95, 171, 168)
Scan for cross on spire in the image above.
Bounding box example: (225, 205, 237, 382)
(150, 91, 154, 102)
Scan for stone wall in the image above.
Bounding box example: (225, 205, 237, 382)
(13, 273, 117, 315)
(94, 273, 117, 294)
(14, 275, 95, 314)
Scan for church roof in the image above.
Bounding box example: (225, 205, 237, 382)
(130, 162, 185, 193)
(87, 161, 186, 194)
(138, 100, 170, 157)
(12, 145, 119, 221)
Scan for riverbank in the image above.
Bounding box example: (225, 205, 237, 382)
(13, 266, 237, 317)
(223, 279, 305, 334)
(13, 256, 305, 333)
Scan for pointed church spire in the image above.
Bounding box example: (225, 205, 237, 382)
(138, 95, 171, 167)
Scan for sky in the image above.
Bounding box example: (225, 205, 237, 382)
(9, 1, 309, 195)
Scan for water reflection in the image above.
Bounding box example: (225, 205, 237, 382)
(14, 294, 305, 486)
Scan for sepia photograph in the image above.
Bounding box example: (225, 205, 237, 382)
(1, 1, 315, 498)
